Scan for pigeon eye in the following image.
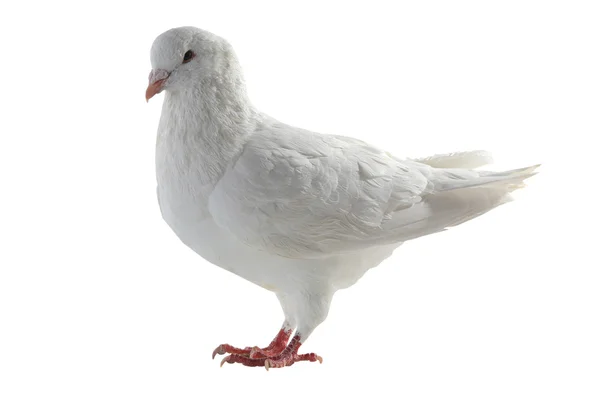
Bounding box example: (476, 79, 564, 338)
(183, 50, 195, 63)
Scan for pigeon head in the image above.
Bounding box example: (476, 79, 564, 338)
(146, 27, 239, 102)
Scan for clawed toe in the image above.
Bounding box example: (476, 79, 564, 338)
(212, 344, 251, 359)
(220, 354, 270, 368)
(263, 352, 323, 370)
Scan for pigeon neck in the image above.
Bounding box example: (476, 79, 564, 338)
(167, 76, 254, 133)
(158, 78, 256, 184)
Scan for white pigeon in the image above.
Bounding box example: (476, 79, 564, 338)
(146, 26, 538, 369)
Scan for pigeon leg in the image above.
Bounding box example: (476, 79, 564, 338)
(212, 323, 292, 360)
(263, 333, 322, 369)
(219, 333, 322, 369)
(217, 290, 331, 368)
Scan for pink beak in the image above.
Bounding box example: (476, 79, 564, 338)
(146, 69, 170, 102)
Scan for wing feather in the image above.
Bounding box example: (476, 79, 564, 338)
(208, 125, 429, 258)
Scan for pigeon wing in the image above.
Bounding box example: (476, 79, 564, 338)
(208, 124, 434, 259)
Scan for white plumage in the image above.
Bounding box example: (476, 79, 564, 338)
(147, 26, 538, 368)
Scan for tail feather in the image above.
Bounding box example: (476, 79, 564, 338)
(369, 162, 540, 246)
(413, 150, 494, 169)
(421, 163, 540, 231)
(437, 164, 540, 193)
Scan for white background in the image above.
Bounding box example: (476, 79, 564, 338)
(1, 1, 598, 399)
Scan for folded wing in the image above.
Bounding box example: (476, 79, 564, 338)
(208, 124, 538, 259)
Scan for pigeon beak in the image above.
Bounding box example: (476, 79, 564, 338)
(146, 69, 170, 102)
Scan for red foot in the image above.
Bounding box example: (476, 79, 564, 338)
(218, 334, 323, 370)
(212, 327, 291, 360)
(212, 344, 280, 359)
(264, 351, 322, 370)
